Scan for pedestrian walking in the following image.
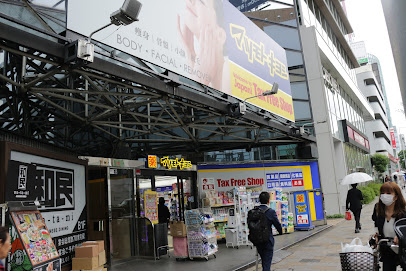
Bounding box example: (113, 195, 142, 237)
(393, 174, 398, 184)
(372, 181, 406, 271)
(0, 226, 11, 271)
(158, 197, 170, 224)
(346, 183, 363, 233)
(247, 192, 282, 271)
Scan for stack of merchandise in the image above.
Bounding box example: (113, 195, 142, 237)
(268, 189, 293, 235)
(72, 240, 106, 271)
(170, 198, 178, 221)
(185, 209, 218, 259)
(216, 222, 226, 239)
(247, 187, 262, 205)
(280, 201, 289, 233)
(287, 212, 295, 233)
(212, 207, 229, 222)
(204, 191, 234, 206)
(212, 207, 228, 239)
(233, 187, 253, 247)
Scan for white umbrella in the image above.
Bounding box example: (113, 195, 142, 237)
(341, 172, 373, 185)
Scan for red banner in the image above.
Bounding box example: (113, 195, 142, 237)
(390, 128, 397, 148)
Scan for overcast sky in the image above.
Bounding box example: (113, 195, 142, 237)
(345, 0, 406, 134)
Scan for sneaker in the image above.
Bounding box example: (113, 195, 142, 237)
(355, 229, 360, 233)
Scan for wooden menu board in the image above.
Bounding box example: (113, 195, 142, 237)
(10, 211, 60, 267)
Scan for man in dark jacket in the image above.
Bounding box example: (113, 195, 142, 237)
(158, 197, 170, 224)
(346, 183, 364, 233)
(256, 192, 282, 271)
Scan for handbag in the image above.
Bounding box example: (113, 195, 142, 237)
(345, 211, 352, 220)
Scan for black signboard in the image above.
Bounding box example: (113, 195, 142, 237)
(6, 157, 86, 267)
(6, 161, 40, 202)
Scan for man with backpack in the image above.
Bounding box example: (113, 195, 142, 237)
(248, 191, 282, 271)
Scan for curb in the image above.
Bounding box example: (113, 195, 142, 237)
(232, 224, 334, 271)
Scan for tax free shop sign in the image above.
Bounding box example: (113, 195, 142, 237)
(198, 161, 325, 222)
(198, 161, 321, 195)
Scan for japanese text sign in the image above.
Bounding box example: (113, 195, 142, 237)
(67, 0, 294, 122)
(293, 191, 313, 230)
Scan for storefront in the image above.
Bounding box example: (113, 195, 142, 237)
(84, 156, 197, 264)
(0, 142, 87, 270)
(197, 160, 326, 237)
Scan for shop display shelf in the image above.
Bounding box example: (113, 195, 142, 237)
(213, 219, 228, 223)
(211, 203, 235, 207)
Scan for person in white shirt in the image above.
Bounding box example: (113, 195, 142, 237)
(372, 182, 406, 271)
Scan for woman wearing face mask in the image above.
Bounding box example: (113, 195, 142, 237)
(372, 181, 406, 271)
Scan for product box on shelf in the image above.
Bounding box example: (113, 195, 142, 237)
(170, 221, 187, 237)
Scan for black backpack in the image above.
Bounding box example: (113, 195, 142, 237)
(247, 207, 270, 245)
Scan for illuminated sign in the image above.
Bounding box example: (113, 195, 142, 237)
(160, 157, 192, 170)
(67, 0, 294, 122)
(341, 120, 370, 153)
(147, 155, 158, 168)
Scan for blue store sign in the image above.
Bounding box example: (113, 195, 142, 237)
(293, 191, 314, 230)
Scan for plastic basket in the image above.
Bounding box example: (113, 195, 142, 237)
(339, 252, 378, 271)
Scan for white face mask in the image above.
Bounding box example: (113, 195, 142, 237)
(380, 194, 395, 206)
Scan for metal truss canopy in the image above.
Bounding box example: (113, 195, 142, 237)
(0, 19, 313, 159)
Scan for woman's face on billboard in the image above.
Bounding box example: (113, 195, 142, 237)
(183, 0, 218, 38)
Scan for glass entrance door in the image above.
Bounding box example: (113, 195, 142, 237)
(108, 168, 135, 261)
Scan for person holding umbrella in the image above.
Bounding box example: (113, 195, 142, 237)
(346, 183, 364, 233)
(341, 172, 371, 233)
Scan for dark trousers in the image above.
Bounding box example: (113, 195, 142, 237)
(257, 241, 274, 271)
(382, 260, 398, 271)
(352, 208, 361, 229)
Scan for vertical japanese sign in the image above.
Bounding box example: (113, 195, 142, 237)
(390, 128, 397, 148)
(147, 155, 158, 168)
(293, 191, 314, 230)
(144, 190, 158, 224)
(67, 0, 294, 122)
(7, 151, 87, 266)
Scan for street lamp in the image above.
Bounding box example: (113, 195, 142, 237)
(228, 83, 279, 117)
(65, 0, 142, 64)
(299, 120, 327, 135)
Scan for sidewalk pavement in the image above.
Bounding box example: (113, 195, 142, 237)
(246, 198, 380, 271)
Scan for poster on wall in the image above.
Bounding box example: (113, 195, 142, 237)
(144, 190, 158, 224)
(67, 0, 294, 122)
(6, 151, 87, 266)
(10, 211, 60, 270)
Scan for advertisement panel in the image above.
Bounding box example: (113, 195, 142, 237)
(10, 211, 60, 268)
(229, 0, 268, 12)
(67, 0, 294, 122)
(6, 152, 87, 266)
(390, 128, 397, 148)
(198, 161, 324, 221)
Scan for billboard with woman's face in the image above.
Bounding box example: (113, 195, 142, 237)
(67, 0, 295, 122)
